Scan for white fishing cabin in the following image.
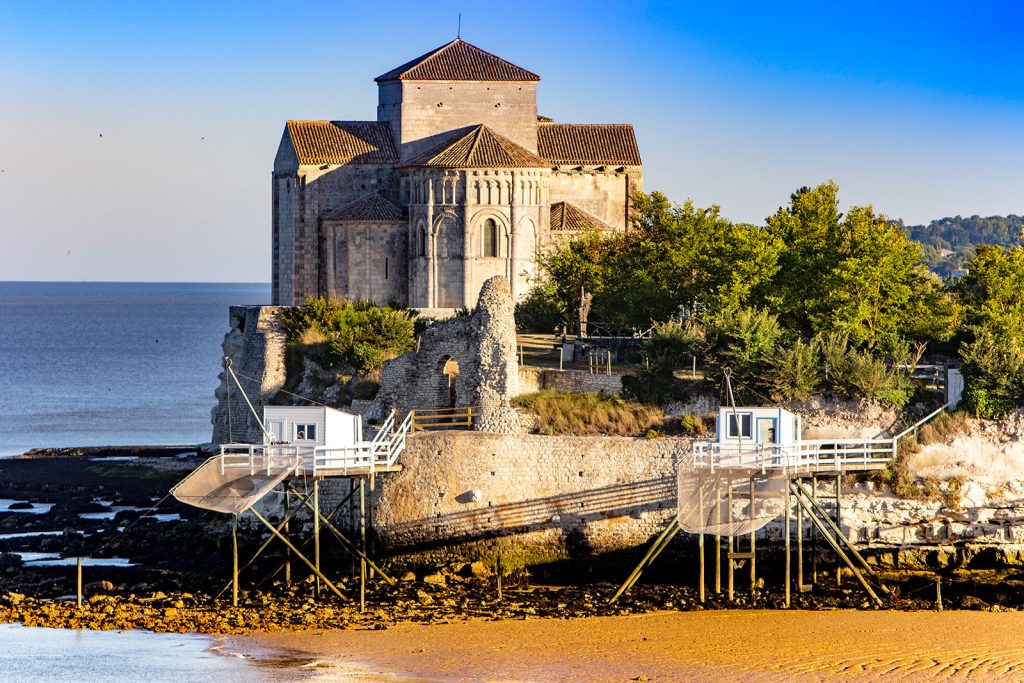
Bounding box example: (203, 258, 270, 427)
(715, 406, 800, 447)
(263, 405, 362, 455)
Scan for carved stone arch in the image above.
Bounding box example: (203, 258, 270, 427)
(469, 209, 510, 258)
(432, 210, 462, 259)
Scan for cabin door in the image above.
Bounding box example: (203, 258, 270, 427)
(757, 417, 777, 444)
(268, 420, 285, 443)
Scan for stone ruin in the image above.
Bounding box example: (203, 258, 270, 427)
(368, 275, 522, 432)
(207, 276, 523, 448)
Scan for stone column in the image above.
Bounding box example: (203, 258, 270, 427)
(508, 171, 518, 300)
(463, 172, 475, 308)
(426, 175, 436, 308)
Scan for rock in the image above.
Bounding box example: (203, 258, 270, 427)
(415, 589, 434, 605)
(464, 562, 491, 579)
(399, 571, 416, 582)
(422, 572, 447, 587)
(961, 595, 989, 610)
(84, 581, 115, 596)
(7, 502, 33, 510)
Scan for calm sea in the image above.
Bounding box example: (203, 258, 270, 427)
(0, 282, 270, 455)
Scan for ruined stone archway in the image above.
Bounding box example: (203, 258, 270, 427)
(438, 355, 460, 407)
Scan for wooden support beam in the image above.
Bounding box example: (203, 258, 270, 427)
(727, 476, 734, 602)
(790, 483, 882, 607)
(784, 484, 791, 608)
(749, 477, 756, 595)
(232, 514, 239, 607)
(313, 479, 321, 599)
(292, 489, 397, 586)
(283, 488, 291, 587)
(609, 518, 679, 603)
(359, 477, 366, 613)
(247, 508, 346, 600)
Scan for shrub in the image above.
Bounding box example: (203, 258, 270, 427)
(916, 410, 971, 445)
(279, 297, 416, 374)
(644, 319, 705, 374)
(960, 326, 1024, 418)
(512, 390, 665, 436)
(351, 380, 380, 400)
(621, 370, 675, 405)
(768, 338, 823, 401)
(515, 291, 563, 333)
(703, 306, 784, 395)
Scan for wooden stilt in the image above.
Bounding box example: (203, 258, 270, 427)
(248, 508, 346, 600)
(359, 477, 366, 613)
(784, 483, 791, 608)
(749, 477, 756, 595)
(797, 477, 805, 592)
(283, 488, 291, 587)
(714, 479, 722, 594)
(497, 554, 503, 601)
(727, 476, 734, 602)
(836, 475, 843, 587)
(232, 514, 239, 607)
(811, 474, 818, 584)
(313, 479, 321, 599)
(369, 472, 376, 559)
(76, 557, 83, 609)
(698, 476, 705, 603)
(349, 478, 357, 578)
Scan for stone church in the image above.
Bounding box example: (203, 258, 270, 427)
(272, 39, 643, 312)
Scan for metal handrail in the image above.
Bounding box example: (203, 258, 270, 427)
(693, 437, 897, 473)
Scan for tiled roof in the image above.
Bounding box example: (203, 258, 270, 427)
(286, 121, 398, 166)
(538, 124, 642, 165)
(550, 202, 615, 232)
(403, 124, 547, 168)
(375, 39, 540, 82)
(323, 193, 405, 222)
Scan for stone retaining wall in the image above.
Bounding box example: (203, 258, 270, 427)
(371, 431, 688, 565)
(516, 367, 624, 396)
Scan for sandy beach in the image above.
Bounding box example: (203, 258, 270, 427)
(239, 609, 1024, 682)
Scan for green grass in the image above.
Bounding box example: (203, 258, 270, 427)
(512, 390, 666, 437)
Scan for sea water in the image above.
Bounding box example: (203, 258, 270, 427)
(0, 282, 269, 455)
(0, 624, 281, 682)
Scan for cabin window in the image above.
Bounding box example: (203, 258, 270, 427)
(483, 219, 498, 257)
(294, 423, 317, 441)
(726, 413, 752, 439)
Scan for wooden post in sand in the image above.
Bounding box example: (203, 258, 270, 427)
(231, 515, 239, 607)
(76, 557, 83, 609)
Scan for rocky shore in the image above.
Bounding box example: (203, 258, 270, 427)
(3, 450, 1024, 636)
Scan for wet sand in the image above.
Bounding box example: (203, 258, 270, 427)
(240, 609, 1024, 682)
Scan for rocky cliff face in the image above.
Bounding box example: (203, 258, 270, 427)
(207, 306, 287, 447)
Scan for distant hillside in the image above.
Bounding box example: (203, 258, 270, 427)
(897, 214, 1024, 277)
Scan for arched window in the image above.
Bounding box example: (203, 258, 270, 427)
(483, 219, 498, 257)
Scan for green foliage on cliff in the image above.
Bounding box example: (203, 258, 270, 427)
(279, 297, 416, 374)
(512, 390, 666, 436)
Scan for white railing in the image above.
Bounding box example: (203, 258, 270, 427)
(692, 438, 896, 473)
(218, 410, 414, 477)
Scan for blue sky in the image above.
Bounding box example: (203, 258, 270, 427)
(2, 1, 1022, 282)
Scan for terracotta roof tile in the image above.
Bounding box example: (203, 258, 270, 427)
(286, 121, 398, 166)
(402, 125, 546, 168)
(538, 123, 642, 166)
(550, 202, 615, 232)
(375, 39, 540, 82)
(323, 193, 405, 222)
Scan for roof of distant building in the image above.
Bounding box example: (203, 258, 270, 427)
(322, 193, 405, 222)
(538, 123, 641, 165)
(375, 39, 540, 83)
(550, 201, 615, 232)
(403, 124, 547, 168)
(286, 121, 398, 166)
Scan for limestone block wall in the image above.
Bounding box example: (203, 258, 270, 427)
(326, 221, 408, 305)
(209, 306, 287, 447)
(383, 81, 539, 161)
(374, 431, 686, 564)
(547, 167, 642, 231)
(516, 367, 624, 396)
